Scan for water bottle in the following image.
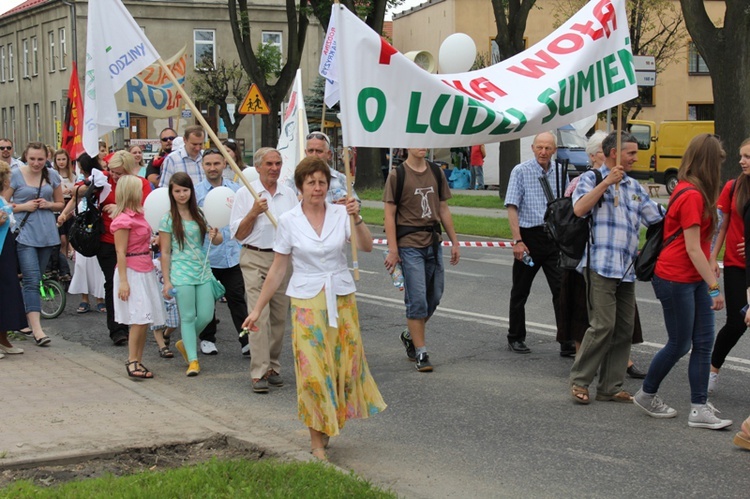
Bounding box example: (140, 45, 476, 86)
(168, 288, 178, 297)
(383, 250, 405, 291)
(521, 251, 535, 267)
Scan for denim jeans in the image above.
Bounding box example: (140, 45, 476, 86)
(399, 245, 444, 319)
(470, 165, 484, 190)
(644, 275, 715, 404)
(16, 243, 55, 313)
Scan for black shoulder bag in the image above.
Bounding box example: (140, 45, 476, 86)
(68, 182, 104, 257)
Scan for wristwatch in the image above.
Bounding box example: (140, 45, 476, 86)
(513, 239, 523, 245)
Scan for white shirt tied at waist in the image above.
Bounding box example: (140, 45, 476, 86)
(274, 203, 356, 328)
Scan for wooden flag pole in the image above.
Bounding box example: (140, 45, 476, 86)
(614, 103, 622, 207)
(343, 146, 360, 280)
(156, 58, 277, 227)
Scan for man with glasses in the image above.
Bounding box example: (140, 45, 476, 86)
(146, 128, 176, 186)
(195, 148, 249, 356)
(159, 125, 206, 187)
(230, 147, 297, 393)
(505, 131, 572, 356)
(0, 138, 24, 169)
(303, 132, 360, 204)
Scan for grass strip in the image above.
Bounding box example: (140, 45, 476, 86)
(358, 188, 504, 209)
(361, 207, 510, 239)
(1, 458, 397, 498)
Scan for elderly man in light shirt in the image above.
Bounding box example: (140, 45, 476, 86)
(229, 147, 298, 394)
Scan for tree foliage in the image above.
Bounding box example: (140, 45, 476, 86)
(309, 0, 404, 33)
(228, 0, 309, 146)
(189, 57, 249, 139)
(680, 0, 750, 180)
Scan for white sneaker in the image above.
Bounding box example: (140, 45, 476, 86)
(688, 402, 732, 430)
(200, 340, 218, 355)
(633, 388, 677, 418)
(708, 372, 718, 395)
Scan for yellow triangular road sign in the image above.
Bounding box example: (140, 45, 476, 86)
(238, 84, 270, 115)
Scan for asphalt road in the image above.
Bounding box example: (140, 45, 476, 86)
(45, 226, 749, 498)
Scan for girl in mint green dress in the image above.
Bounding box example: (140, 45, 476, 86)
(159, 172, 221, 377)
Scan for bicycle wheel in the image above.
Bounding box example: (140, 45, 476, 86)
(40, 279, 66, 319)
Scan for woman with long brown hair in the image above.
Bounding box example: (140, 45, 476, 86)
(707, 137, 750, 394)
(634, 134, 731, 430)
(159, 172, 220, 377)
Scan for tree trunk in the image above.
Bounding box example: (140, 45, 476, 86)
(497, 139, 520, 198)
(679, 0, 750, 182)
(261, 98, 282, 147)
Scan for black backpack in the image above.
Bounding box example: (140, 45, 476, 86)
(543, 169, 603, 270)
(68, 182, 104, 257)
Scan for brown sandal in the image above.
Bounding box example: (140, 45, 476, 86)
(311, 447, 328, 462)
(571, 385, 590, 405)
(159, 346, 174, 358)
(595, 391, 633, 402)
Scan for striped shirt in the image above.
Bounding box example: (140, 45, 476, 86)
(573, 165, 663, 281)
(504, 158, 569, 227)
(159, 148, 204, 187)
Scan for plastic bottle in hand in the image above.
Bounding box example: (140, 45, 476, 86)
(383, 250, 405, 291)
(168, 288, 178, 297)
(521, 251, 534, 267)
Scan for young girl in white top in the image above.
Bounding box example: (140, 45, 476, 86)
(112, 175, 166, 379)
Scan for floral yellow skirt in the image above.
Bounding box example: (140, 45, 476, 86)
(291, 291, 387, 437)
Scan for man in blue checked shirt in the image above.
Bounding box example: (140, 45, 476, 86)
(568, 132, 662, 405)
(159, 125, 206, 187)
(505, 132, 572, 355)
(195, 148, 249, 357)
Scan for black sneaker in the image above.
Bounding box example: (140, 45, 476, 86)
(415, 352, 433, 372)
(400, 329, 416, 361)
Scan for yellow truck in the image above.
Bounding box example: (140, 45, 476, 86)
(627, 120, 714, 194)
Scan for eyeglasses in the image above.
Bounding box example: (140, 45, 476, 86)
(0, 146, 11, 151)
(161, 136, 177, 142)
(306, 132, 330, 144)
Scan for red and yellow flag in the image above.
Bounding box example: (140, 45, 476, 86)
(61, 62, 84, 160)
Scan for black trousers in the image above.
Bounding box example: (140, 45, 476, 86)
(96, 242, 129, 340)
(712, 266, 747, 368)
(199, 264, 248, 347)
(508, 226, 563, 342)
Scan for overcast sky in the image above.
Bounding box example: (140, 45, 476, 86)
(388, 0, 426, 18)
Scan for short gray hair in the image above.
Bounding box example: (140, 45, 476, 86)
(585, 130, 608, 157)
(253, 147, 280, 167)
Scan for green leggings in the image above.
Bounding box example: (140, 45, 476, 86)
(175, 282, 214, 362)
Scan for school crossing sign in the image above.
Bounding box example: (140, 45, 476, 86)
(239, 84, 270, 115)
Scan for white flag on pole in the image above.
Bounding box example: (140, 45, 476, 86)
(83, 0, 160, 156)
(318, 13, 340, 108)
(277, 69, 310, 185)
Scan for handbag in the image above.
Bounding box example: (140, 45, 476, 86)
(68, 182, 103, 257)
(184, 227, 225, 301)
(634, 187, 697, 281)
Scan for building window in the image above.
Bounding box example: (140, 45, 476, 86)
(193, 30, 215, 68)
(688, 103, 714, 121)
(32, 36, 38, 76)
(22, 39, 29, 78)
(34, 103, 41, 141)
(9, 107, 16, 145)
(262, 31, 283, 60)
(639, 86, 654, 107)
(8, 43, 14, 81)
(48, 31, 55, 72)
(688, 42, 709, 75)
(0, 46, 5, 82)
(50, 100, 57, 146)
(59, 28, 67, 70)
(1, 108, 6, 138)
(24, 104, 31, 142)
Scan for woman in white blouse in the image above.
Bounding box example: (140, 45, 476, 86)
(243, 156, 386, 461)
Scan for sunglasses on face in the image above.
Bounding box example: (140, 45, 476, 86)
(0, 146, 11, 151)
(204, 148, 222, 156)
(161, 136, 177, 142)
(306, 132, 330, 144)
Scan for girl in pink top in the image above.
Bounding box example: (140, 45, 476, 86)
(112, 176, 166, 379)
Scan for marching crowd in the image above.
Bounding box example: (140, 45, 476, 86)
(2, 127, 750, 458)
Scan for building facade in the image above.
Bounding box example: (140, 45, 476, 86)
(0, 0, 324, 154)
(392, 0, 723, 128)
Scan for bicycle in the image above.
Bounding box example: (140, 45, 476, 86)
(17, 273, 67, 320)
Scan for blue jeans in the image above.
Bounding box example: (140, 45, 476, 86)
(470, 165, 484, 190)
(399, 245, 444, 319)
(16, 243, 55, 313)
(644, 276, 715, 404)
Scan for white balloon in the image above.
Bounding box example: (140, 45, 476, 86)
(438, 33, 477, 74)
(242, 167, 259, 184)
(203, 186, 235, 229)
(143, 187, 171, 231)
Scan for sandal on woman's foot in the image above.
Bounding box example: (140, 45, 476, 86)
(35, 335, 51, 347)
(125, 360, 150, 379)
(162, 333, 171, 347)
(76, 302, 91, 314)
(96, 302, 107, 313)
(571, 385, 590, 405)
(311, 447, 328, 462)
(595, 390, 633, 403)
(138, 363, 154, 378)
(18, 328, 32, 337)
(159, 346, 174, 358)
